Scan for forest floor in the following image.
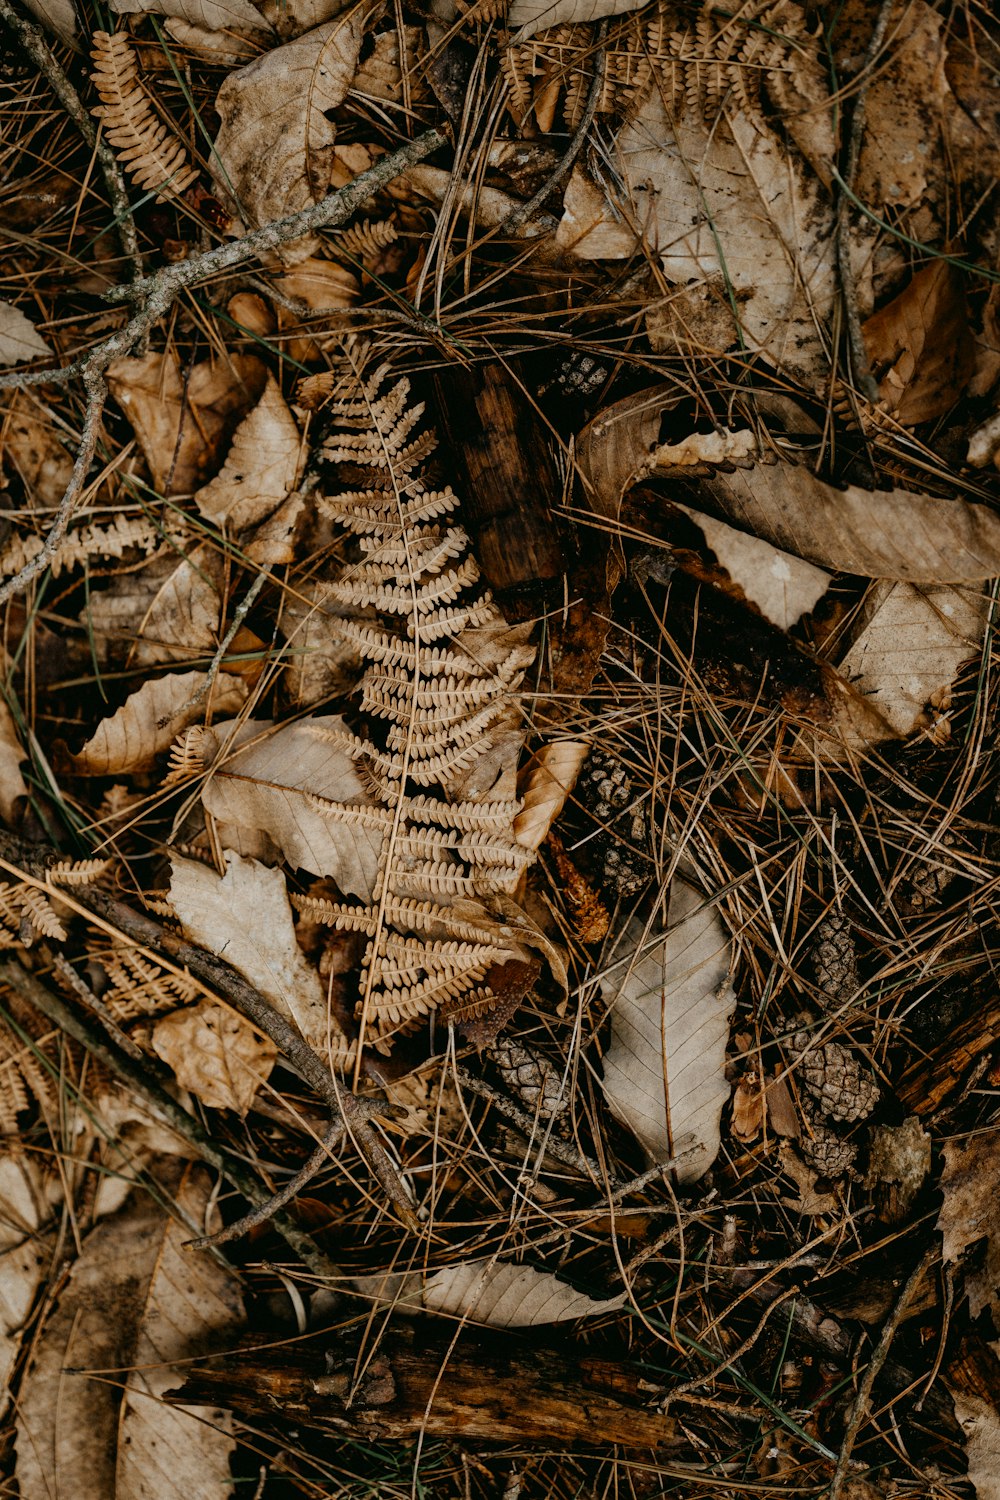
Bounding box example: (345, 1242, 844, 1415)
(2, 0, 1000, 1496)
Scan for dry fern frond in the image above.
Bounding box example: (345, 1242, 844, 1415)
(48, 858, 111, 887)
(165, 725, 208, 784)
(0, 513, 168, 581)
(0, 881, 67, 945)
(333, 219, 398, 261)
(0, 997, 58, 1137)
(91, 32, 198, 203)
(89, 940, 200, 1022)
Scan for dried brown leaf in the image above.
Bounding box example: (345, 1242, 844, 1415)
(168, 852, 334, 1056)
(601, 877, 734, 1182)
(199, 717, 383, 900)
(513, 740, 589, 852)
(15, 1161, 242, 1500)
(863, 261, 974, 425)
(107, 352, 267, 496)
(507, 0, 645, 42)
(195, 374, 303, 545)
(0, 1156, 60, 1419)
(0, 696, 29, 824)
(110, 0, 272, 29)
(73, 671, 248, 775)
(0, 303, 52, 367)
(85, 544, 223, 669)
(0, 393, 74, 507)
(152, 998, 277, 1112)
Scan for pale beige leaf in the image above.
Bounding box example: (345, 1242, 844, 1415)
(953, 1391, 1000, 1500)
(854, 0, 949, 211)
(514, 740, 589, 852)
(195, 374, 303, 537)
(0, 393, 74, 506)
(398, 165, 557, 238)
(672, 503, 831, 632)
(836, 582, 988, 738)
(21, 0, 78, 41)
(508, 0, 645, 41)
(15, 1161, 242, 1500)
(200, 717, 383, 900)
(107, 352, 267, 496)
(74, 671, 248, 775)
(153, 999, 276, 1112)
(163, 17, 260, 61)
(0, 697, 29, 824)
(211, 14, 366, 238)
(272, 254, 359, 313)
(111, 0, 271, 30)
(0, 303, 52, 368)
(355, 1261, 627, 1326)
(168, 852, 332, 1055)
(700, 456, 1000, 583)
(559, 93, 869, 385)
(280, 577, 363, 710)
(256, 0, 349, 34)
(601, 877, 734, 1182)
(969, 411, 1000, 471)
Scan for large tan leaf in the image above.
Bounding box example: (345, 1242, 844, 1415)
(85, 545, 223, 669)
(200, 717, 383, 900)
(110, 0, 272, 30)
(601, 877, 734, 1182)
(73, 671, 248, 775)
(152, 998, 276, 1112)
(195, 374, 303, 550)
(0, 1156, 60, 1419)
(835, 582, 989, 738)
(168, 852, 332, 1055)
(211, 13, 367, 238)
(699, 456, 1000, 583)
(15, 1161, 242, 1500)
(558, 93, 866, 385)
(107, 352, 267, 496)
(354, 1262, 627, 1327)
(507, 0, 644, 39)
(0, 303, 52, 367)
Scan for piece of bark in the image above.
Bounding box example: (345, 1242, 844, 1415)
(896, 990, 1000, 1115)
(176, 1324, 684, 1451)
(431, 361, 568, 602)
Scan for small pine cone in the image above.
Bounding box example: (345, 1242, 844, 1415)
(578, 748, 653, 901)
(897, 831, 960, 916)
(547, 833, 610, 944)
(490, 1039, 566, 1120)
(799, 1117, 857, 1178)
(791, 1032, 879, 1123)
(811, 914, 859, 1009)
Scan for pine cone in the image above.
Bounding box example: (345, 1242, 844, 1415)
(578, 748, 653, 901)
(811, 914, 859, 1009)
(799, 1117, 857, 1178)
(896, 830, 959, 916)
(791, 1032, 879, 1123)
(490, 1039, 566, 1120)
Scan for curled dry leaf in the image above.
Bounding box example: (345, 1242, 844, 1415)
(601, 877, 734, 1182)
(514, 740, 589, 852)
(575, 383, 680, 519)
(199, 717, 383, 900)
(153, 998, 277, 1113)
(73, 671, 248, 775)
(15, 1161, 243, 1500)
(195, 374, 304, 559)
(355, 1262, 627, 1327)
(110, 0, 272, 29)
(107, 352, 267, 496)
(212, 11, 367, 245)
(168, 852, 335, 1058)
(862, 261, 974, 425)
(697, 449, 1000, 583)
(0, 696, 29, 824)
(836, 581, 989, 738)
(0, 303, 52, 367)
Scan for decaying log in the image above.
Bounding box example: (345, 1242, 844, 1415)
(177, 1324, 684, 1451)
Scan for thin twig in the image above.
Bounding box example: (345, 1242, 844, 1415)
(835, 0, 895, 404)
(0, 954, 340, 1278)
(0, 0, 142, 281)
(499, 20, 609, 237)
(828, 1241, 939, 1500)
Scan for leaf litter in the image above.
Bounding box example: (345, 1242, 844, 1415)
(1, 0, 1000, 1495)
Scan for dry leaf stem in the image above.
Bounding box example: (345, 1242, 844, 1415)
(827, 1240, 939, 1500)
(0, 954, 340, 1278)
(0, 0, 142, 281)
(835, 0, 895, 404)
